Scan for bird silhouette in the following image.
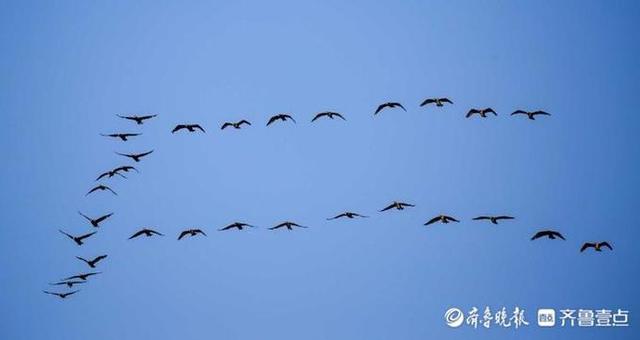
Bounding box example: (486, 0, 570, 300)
(472, 215, 514, 225)
(116, 114, 158, 124)
(61, 272, 101, 281)
(115, 150, 154, 162)
(379, 201, 415, 212)
(511, 110, 551, 120)
(375, 102, 406, 115)
(75, 255, 108, 268)
(221, 120, 251, 130)
(59, 230, 97, 246)
(466, 108, 497, 118)
(531, 230, 565, 241)
(266, 114, 296, 126)
(580, 242, 613, 252)
(100, 133, 141, 141)
(49, 280, 85, 288)
(311, 111, 346, 122)
(86, 184, 117, 196)
(420, 98, 453, 107)
(172, 124, 205, 133)
(424, 215, 460, 226)
(96, 169, 127, 181)
(327, 212, 369, 220)
(269, 221, 308, 230)
(177, 229, 207, 240)
(129, 228, 164, 239)
(78, 211, 113, 228)
(43, 290, 79, 299)
(112, 165, 138, 174)
(219, 222, 256, 231)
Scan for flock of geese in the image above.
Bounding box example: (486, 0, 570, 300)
(44, 98, 612, 299)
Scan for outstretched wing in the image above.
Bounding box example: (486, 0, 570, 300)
(485, 108, 497, 115)
(395, 103, 407, 112)
(466, 109, 479, 118)
(511, 110, 527, 116)
(495, 216, 514, 220)
(266, 115, 279, 126)
(530, 231, 546, 240)
(138, 150, 154, 158)
(311, 113, 326, 122)
(440, 98, 453, 104)
(172, 125, 186, 133)
(552, 231, 566, 240)
(77, 231, 97, 241)
(420, 98, 436, 106)
(59, 229, 74, 240)
(129, 230, 145, 239)
(193, 124, 206, 133)
(177, 231, 189, 240)
(532, 111, 551, 116)
(424, 216, 441, 226)
(379, 203, 395, 212)
(473, 216, 491, 221)
(283, 114, 296, 123)
(599, 242, 613, 250)
(580, 243, 595, 252)
(221, 122, 232, 130)
(374, 103, 388, 115)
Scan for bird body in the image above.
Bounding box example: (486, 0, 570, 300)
(379, 201, 415, 212)
(59, 230, 97, 246)
(327, 212, 369, 220)
(580, 242, 613, 252)
(269, 221, 307, 230)
(116, 150, 153, 162)
(472, 215, 514, 225)
(117, 114, 158, 124)
(172, 124, 205, 133)
(178, 229, 207, 240)
(511, 110, 551, 120)
(129, 228, 164, 239)
(531, 230, 565, 241)
(424, 215, 460, 226)
(311, 111, 346, 122)
(100, 133, 141, 141)
(466, 108, 497, 118)
(375, 102, 406, 115)
(221, 120, 251, 130)
(266, 114, 296, 126)
(420, 97, 453, 107)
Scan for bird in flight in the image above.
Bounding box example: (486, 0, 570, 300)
(100, 133, 141, 141)
(95, 169, 126, 181)
(178, 229, 207, 240)
(116, 114, 158, 125)
(311, 111, 346, 122)
(580, 242, 613, 252)
(511, 110, 551, 120)
(374, 102, 406, 115)
(172, 124, 205, 133)
(221, 120, 251, 130)
(61, 272, 101, 281)
(379, 201, 415, 212)
(219, 222, 256, 231)
(78, 211, 113, 228)
(113, 165, 138, 174)
(269, 221, 308, 230)
(43, 290, 79, 299)
(59, 230, 97, 246)
(129, 228, 164, 239)
(86, 184, 117, 196)
(424, 215, 460, 226)
(531, 230, 565, 241)
(49, 280, 85, 288)
(327, 212, 369, 220)
(420, 98, 453, 107)
(115, 150, 154, 162)
(472, 215, 514, 225)
(466, 108, 497, 118)
(75, 255, 108, 268)
(266, 114, 296, 126)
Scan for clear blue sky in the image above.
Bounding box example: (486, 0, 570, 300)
(1, 1, 638, 339)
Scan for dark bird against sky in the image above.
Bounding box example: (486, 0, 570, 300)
(61, 272, 101, 281)
(172, 124, 206, 133)
(531, 230, 566, 241)
(43, 290, 79, 299)
(374, 102, 406, 115)
(178, 228, 207, 240)
(59, 229, 97, 246)
(75, 255, 108, 268)
(580, 242, 613, 252)
(266, 114, 296, 126)
(420, 97, 453, 107)
(472, 215, 515, 225)
(129, 228, 164, 239)
(466, 108, 497, 118)
(311, 111, 346, 122)
(327, 212, 369, 220)
(511, 110, 551, 120)
(219, 222, 256, 231)
(221, 120, 251, 130)
(116, 150, 154, 162)
(116, 114, 158, 125)
(86, 184, 117, 196)
(78, 211, 113, 228)
(379, 201, 415, 212)
(424, 214, 460, 226)
(100, 133, 141, 141)
(269, 221, 308, 230)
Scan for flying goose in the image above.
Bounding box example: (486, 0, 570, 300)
(219, 222, 256, 231)
(266, 114, 296, 126)
(100, 133, 141, 141)
(379, 201, 415, 212)
(49, 280, 85, 288)
(531, 230, 565, 241)
(327, 212, 369, 220)
(172, 124, 205, 133)
(472, 215, 514, 225)
(311, 111, 346, 122)
(85, 185, 117, 196)
(424, 215, 460, 226)
(580, 242, 613, 252)
(78, 211, 113, 228)
(269, 221, 308, 230)
(221, 120, 251, 130)
(115, 150, 154, 162)
(420, 98, 453, 107)
(116, 114, 158, 125)
(177, 229, 207, 240)
(43, 290, 79, 299)
(75, 255, 108, 268)
(61, 272, 101, 281)
(374, 102, 406, 115)
(511, 110, 551, 120)
(59, 230, 97, 246)
(129, 228, 164, 239)
(466, 108, 497, 118)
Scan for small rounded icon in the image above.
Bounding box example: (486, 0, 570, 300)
(444, 307, 464, 328)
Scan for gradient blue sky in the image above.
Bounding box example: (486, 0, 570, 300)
(1, 1, 639, 339)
